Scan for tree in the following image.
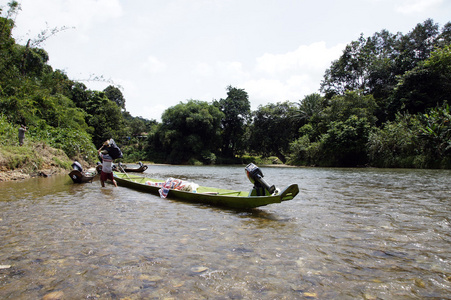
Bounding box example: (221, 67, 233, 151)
(395, 19, 440, 74)
(84, 91, 124, 146)
(294, 93, 325, 123)
(69, 82, 90, 110)
(321, 91, 378, 125)
(156, 100, 223, 164)
(436, 22, 451, 48)
(104, 85, 125, 109)
(214, 86, 251, 158)
(391, 45, 451, 115)
(288, 91, 377, 167)
(320, 116, 372, 167)
(320, 19, 448, 123)
(0, 2, 21, 86)
(248, 101, 299, 163)
(320, 29, 405, 99)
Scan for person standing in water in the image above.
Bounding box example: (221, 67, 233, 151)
(98, 141, 117, 187)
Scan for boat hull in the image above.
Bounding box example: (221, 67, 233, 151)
(69, 170, 96, 183)
(113, 172, 299, 209)
(122, 165, 148, 172)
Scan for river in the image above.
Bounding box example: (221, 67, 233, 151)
(0, 165, 450, 299)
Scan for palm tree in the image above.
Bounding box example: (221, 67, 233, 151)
(294, 93, 324, 122)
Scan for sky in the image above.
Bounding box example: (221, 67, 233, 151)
(6, 0, 451, 121)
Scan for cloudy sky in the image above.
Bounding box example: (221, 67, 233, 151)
(7, 0, 451, 121)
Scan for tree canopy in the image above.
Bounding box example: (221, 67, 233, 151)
(1, 5, 450, 169)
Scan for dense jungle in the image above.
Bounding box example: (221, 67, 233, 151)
(1, 1, 450, 178)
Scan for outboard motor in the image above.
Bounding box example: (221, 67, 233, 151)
(71, 161, 83, 172)
(245, 163, 276, 196)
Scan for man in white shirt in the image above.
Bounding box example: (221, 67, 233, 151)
(98, 149, 118, 187)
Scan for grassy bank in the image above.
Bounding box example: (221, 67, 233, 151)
(0, 142, 82, 181)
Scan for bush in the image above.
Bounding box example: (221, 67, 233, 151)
(0, 114, 18, 146)
(28, 122, 97, 163)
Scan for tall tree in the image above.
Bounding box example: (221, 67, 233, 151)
(157, 100, 223, 164)
(84, 91, 124, 146)
(103, 85, 125, 109)
(391, 45, 451, 114)
(248, 101, 299, 163)
(395, 19, 440, 74)
(215, 86, 251, 158)
(295, 93, 325, 123)
(320, 30, 401, 100)
(436, 22, 451, 48)
(0, 1, 20, 86)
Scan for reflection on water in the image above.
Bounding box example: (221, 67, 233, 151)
(0, 166, 450, 299)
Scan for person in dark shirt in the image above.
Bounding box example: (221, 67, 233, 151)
(18, 125, 27, 146)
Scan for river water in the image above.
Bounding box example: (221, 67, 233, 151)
(0, 165, 450, 299)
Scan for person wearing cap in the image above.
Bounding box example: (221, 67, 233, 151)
(98, 143, 117, 187)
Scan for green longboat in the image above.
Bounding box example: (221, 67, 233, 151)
(113, 164, 299, 209)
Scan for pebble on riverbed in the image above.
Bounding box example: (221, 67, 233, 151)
(190, 266, 209, 273)
(0, 265, 11, 269)
(42, 291, 64, 300)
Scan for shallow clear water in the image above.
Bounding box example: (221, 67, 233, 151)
(0, 165, 450, 299)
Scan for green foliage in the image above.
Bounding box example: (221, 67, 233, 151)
(14, 43, 50, 77)
(0, 114, 17, 145)
(53, 156, 71, 169)
(1, 8, 450, 169)
(84, 91, 125, 147)
(287, 135, 321, 166)
(391, 45, 451, 115)
(122, 146, 147, 163)
(418, 103, 451, 159)
(104, 85, 125, 109)
(156, 100, 223, 164)
(322, 91, 378, 125)
(288, 116, 372, 167)
(368, 105, 451, 168)
(214, 86, 251, 158)
(321, 116, 372, 166)
(29, 122, 97, 162)
(368, 113, 422, 167)
(294, 93, 325, 124)
(0, 8, 142, 170)
(248, 101, 299, 163)
(321, 19, 449, 123)
(1, 145, 42, 169)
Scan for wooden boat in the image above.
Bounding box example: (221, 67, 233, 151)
(69, 170, 96, 183)
(113, 164, 299, 209)
(119, 163, 148, 173)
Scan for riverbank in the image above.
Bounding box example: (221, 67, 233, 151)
(0, 142, 87, 182)
(0, 145, 292, 182)
(0, 167, 67, 182)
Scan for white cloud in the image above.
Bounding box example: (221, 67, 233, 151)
(141, 56, 167, 74)
(240, 42, 346, 107)
(243, 78, 304, 107)
(134, 104, 167, 121)
(255, 42, 344, 74)
(395, 0, 443, 14)
(192, 62, 213, 77)
(216, 61, 249, 81)
(14, 0, 123, 38)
